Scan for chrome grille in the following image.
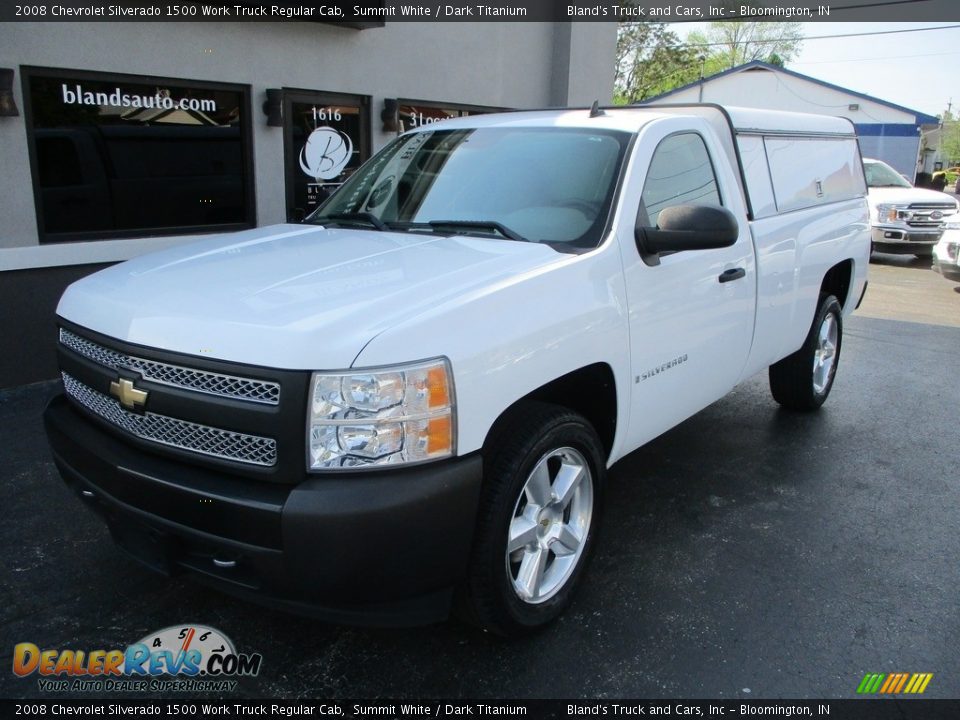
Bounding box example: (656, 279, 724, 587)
(906, 203, 955, 229)
(59, 329, 280, 405)
(62, 372, 277, 467)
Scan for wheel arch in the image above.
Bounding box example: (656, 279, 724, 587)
(820, 259, 853, 309)
(483, 363, 617, 462)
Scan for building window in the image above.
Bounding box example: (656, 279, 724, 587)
(23, 67, 254, 243)
(396, 99, 503, 133)
(282, 89, 371, 222)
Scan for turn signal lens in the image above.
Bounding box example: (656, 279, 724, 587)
(427, 415, 453, 455)
(427, 366, 450, 408)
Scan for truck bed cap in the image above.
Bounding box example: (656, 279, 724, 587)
(414, 104, 856, 137)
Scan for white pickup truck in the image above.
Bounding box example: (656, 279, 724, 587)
(45, 105, 870, 635)
(863, 157, 958, 257)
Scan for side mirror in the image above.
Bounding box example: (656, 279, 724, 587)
(635, 204, 739, 262)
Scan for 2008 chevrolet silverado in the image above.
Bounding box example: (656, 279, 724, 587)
(45, 104, 870, 635)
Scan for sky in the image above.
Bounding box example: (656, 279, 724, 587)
(671, 22, 960, 119)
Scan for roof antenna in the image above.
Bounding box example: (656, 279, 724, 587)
(589, 100, 606, 118)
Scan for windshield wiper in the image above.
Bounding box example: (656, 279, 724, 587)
(320, 212, 389, 231)
(427, 220, 528, 243)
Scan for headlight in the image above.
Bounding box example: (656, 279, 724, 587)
(943, 218, 960, 231)
(876, 204, 907, 223)
(307, 358, 455, 470)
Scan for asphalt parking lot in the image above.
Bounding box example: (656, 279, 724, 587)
(2, 255, 959, 702)
(858, 251, 960, 328)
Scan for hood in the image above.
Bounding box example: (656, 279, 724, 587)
(866, 186, 959, 209)
(58, 224, 562, 369)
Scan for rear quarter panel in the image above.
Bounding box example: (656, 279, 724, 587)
(742, 197, 869, 379)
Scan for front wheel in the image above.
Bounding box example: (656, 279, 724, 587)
(462, 402, 605, 636)
(769, 294, 843, 411)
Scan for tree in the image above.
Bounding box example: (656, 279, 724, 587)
(687, 21, 804, 72)
(938, 109, 960, 166)
(613, 20, 805, 105)
(614, 22, 698, 105)
(613, 20, 804, 105)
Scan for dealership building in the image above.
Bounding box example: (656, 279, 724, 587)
(0, 20, 615, 388)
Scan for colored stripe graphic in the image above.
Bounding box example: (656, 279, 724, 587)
(893, 673, 909, 693)
(857, 673, 884, 694)
(879, 674, 895, 693)
(857, 673, 933, 694)
(880, 673, 908, 693)
(908, 673, 933, 694)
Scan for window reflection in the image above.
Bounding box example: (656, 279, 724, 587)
(27, 71, 250, 242)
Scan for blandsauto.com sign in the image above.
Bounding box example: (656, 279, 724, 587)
(60, 83, 217, 112)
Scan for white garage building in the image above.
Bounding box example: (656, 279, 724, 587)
(642, 60, 939, 180)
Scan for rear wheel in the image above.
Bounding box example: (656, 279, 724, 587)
(769, 294, 842, 411)
(462, 402, 605, 636)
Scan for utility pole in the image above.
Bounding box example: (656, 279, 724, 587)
(697, 55, 706, 102)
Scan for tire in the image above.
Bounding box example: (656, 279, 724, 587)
(462, 401, 605, 636)
(769, 294, 842, 411)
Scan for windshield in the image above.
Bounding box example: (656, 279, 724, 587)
(308, 127, 630, 248)
(863, 160, 912, 188)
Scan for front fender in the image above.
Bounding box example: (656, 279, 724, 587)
(351, 243, 632, 461)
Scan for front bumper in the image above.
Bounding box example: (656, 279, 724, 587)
(44, 394, 483, 626)
(871, 225, 942, 250)
(934, 236, 960, 281)
(934, 258, 960, 282)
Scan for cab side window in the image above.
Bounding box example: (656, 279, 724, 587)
(639, 133, 722, 227)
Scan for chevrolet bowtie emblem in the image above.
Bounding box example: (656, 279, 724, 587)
(110, 377, 148, 412)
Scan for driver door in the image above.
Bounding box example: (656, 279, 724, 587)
(617, 119, 756, 450)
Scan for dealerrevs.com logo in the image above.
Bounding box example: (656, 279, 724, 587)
(12, 624, 262, 693)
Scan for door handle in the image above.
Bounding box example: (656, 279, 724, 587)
(718, 267, 746, 283)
